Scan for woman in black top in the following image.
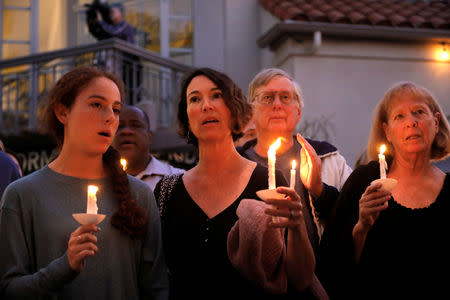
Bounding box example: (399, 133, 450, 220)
(154, 68, 315, 300)
(318, 81, 450, 299)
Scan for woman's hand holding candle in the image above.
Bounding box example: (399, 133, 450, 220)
(264, 186, 304, 230)
(67, 224, 99, 271)
(353, 182, 391, 239)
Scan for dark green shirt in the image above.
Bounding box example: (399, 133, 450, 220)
(0, 166, 168, 299)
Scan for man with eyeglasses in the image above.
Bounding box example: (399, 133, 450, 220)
(237, 68, 352, 297)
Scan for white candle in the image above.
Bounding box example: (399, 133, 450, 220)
(120, 158, 127, 171)
(268, 138, 282, 189)
(87, 185, 99, 214)
(290, 160, 296, 189)
(378, 145, 387, 179)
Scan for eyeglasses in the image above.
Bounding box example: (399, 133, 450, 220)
(254, 91, 298, 106)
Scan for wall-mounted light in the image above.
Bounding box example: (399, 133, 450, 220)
(439, 42, 449, 61)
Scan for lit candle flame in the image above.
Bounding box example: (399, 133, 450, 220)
(378, 144, 387, 179)
(268, 137, 282, 154)
(120, 158, 127, 171)
(290, 160, 296, 189)
(440, 48, 449, 61)
(268, 137, 282, 190)
(88, 185, 99, 194)
(87, 185, 99, 214)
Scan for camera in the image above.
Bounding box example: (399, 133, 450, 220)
(84, 0, 113, 40)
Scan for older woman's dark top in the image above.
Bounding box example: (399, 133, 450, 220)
(318, 161, 450, 300)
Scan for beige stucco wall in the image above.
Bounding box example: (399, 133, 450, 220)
(194, 0, 262, 94)
(274, 37, 450, 166)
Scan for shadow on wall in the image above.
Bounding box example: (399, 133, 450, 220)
(296, 113, 336, 141)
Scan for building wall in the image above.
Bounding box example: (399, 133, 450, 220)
(193, 0, 225, 70)
(275, 38, 450, 166)
(259, 5, 277, 70)
(223, 0, 261, 94)
(193, 0, 261, 94)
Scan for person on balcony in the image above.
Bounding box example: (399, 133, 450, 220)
(0, 66, 168, 299)
(112, 105, 184, 191)
(93, 2, 142, 104)
(95, 3, 135, 44)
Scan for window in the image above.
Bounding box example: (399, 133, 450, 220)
(1, 0, 67, 60)
(74, 0, 194, 65)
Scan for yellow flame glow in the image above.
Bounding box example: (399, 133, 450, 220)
(380, 144, 386, 155)
(292, 160, 296, 169)
(88, 185, 99, 195)
(268, 137, 282, 154)
(120, 158, 127, 171)
(440, 48, 449, 61)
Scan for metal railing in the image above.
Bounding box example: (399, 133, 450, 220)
(0, 38, 193, 135)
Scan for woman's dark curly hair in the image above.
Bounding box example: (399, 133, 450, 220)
(177, 67, 252, 146)
(44, 66, 148, 240)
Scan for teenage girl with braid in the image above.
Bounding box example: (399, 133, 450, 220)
(0, 66, 168, 299)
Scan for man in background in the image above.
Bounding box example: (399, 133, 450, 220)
(239, 68, 352, 243)
(0, 140, 22, 177)
(0, 144, 21, 199)
(113, 105, 184, 191)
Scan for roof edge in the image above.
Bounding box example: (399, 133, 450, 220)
(258, 21, 450, 49)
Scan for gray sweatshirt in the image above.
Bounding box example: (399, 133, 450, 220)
(0, 166, 168, 300)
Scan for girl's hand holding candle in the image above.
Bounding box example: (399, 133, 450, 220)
(67, 224, 99, 271)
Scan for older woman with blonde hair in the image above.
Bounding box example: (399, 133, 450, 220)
(366, 82, 450, 162)
(317, 81, 450, 299)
